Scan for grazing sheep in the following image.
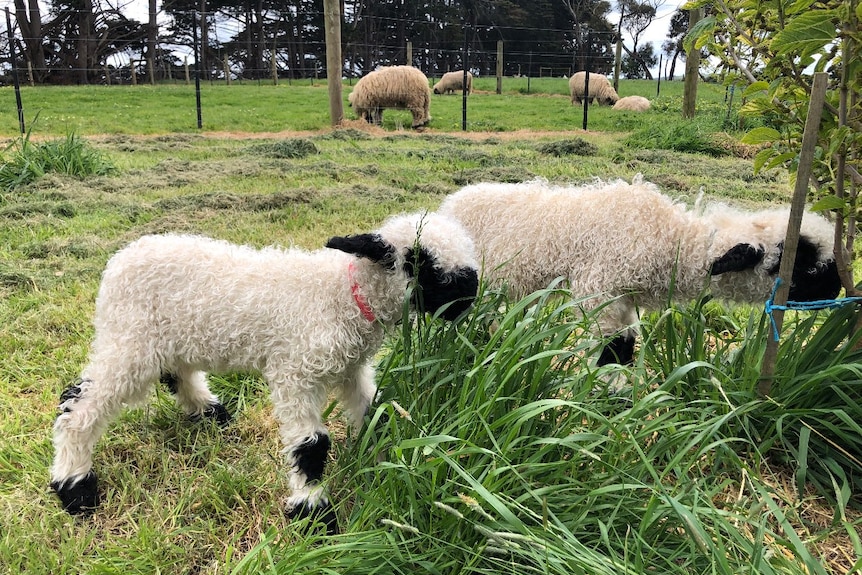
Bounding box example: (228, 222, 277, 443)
(433, 70, 473, 95)
(439, 176, 841, 366)
(50, 213, 479, 534)
(568, 71, 619, 106)
(348, 66, 432, 128)
(613, 95, 651, 112)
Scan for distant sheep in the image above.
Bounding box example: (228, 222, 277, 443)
(439, 177, 841, 367)
(50, 213, 479, 534)
(568, 71, 619, 106)
(349, 66, 432, 128)
(613, 95, 651, 112)
(433, 70, 473, 95)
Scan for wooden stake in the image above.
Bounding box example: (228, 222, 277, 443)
(757, 72, 829, 396)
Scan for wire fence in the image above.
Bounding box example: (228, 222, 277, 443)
(1, 5, 651, 86)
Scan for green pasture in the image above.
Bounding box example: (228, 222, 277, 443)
(0, 77, 736, 136)
(0, 81, 859, 574)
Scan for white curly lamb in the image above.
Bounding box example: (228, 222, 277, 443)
(433, 70, 473, 95)
(439, 177, 841, 366)
(50, 213, 479, 534)
(568, 71, 619, 106)
(348, 66, 432, 128)
(613, 95, 651, 112)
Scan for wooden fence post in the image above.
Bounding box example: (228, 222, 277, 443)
(757, 72, 829, 396)
(323, 0, 343, 126)
(682, 8, 702, 118)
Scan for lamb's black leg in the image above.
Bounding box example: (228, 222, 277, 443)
(160, 373, 231, 426)
(597, 334, 635, 366)
(286, 433, 338, 535)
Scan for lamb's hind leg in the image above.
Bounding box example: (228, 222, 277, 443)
(268, 369, 337, 534)
(338, 362, 377, 430)
(51, 359, 157, 514)
(161, 368, 231, 425)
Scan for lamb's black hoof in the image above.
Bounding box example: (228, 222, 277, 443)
(287, 500, 338, 535)
(51, 471, 99, 515)
(192, 402, 232, 426)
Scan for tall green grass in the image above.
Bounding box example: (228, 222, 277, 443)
(233, 285, 862, 574)
(0, 131, 115, 190)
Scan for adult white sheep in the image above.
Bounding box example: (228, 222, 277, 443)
(50, 213, 479, 534)
(349, 66, 432, 128)
(439, 176, 841, 366)
(568, 71, 619, 106)
(613, 95, 651, 112)
(433, 70, 473, 94)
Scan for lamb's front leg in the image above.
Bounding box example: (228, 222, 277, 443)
(268, 371, 337, 534)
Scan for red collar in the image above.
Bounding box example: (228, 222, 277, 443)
(348, 261, 376, 322)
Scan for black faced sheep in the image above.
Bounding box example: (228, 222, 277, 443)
(439, 177, 841, 366)
(433, 70, 473, 95)
(568, 72, 620, 106)
(348, 66, 432, 128)
(50, 212, 478, 534)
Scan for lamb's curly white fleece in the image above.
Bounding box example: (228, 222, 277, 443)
(439, 177, 838, 345)
(50, 211, 477, 531)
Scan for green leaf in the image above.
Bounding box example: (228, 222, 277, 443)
(741, 127, 780, 145)
(742, 81, 770, 98)
(753, 147, 778, 174)
(763, 151, 797, 171)
(772, 9, 839, 59)
(810, 195, 846, 212)
(683, 15, 716, 53)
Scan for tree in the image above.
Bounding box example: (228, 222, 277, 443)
(621, 41, 655, 78)
(40, 1, 147, 84)
(661, 8, 687, 80)
(558, 0, 616, 73)
(686, 0, 861, 291)
(617, 0, 660, 79)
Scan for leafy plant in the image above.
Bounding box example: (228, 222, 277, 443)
(0, 131, 115, 191)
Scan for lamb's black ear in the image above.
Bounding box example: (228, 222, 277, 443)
(711, 243, 765, 275)
(326, 233, 396, 269)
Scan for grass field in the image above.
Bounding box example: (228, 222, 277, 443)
(1, 77, 737, 136)
(0, 79, 860, 574)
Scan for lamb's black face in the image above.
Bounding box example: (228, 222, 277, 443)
(404, 247, 478, 320)
(768, 237, 842, 301)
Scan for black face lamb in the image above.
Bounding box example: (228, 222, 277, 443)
(50, 212, 478, 534)
(438, 176, 841, 367)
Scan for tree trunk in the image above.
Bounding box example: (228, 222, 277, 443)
(682, 8, 701, 118)
(76, 0, 93, 84)
(200, 0, 209, 80)
(13, 0, 45, 81)
(148, 0, 158, 83)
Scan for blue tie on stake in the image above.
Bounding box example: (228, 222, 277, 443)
(764, 278, 862, 341)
